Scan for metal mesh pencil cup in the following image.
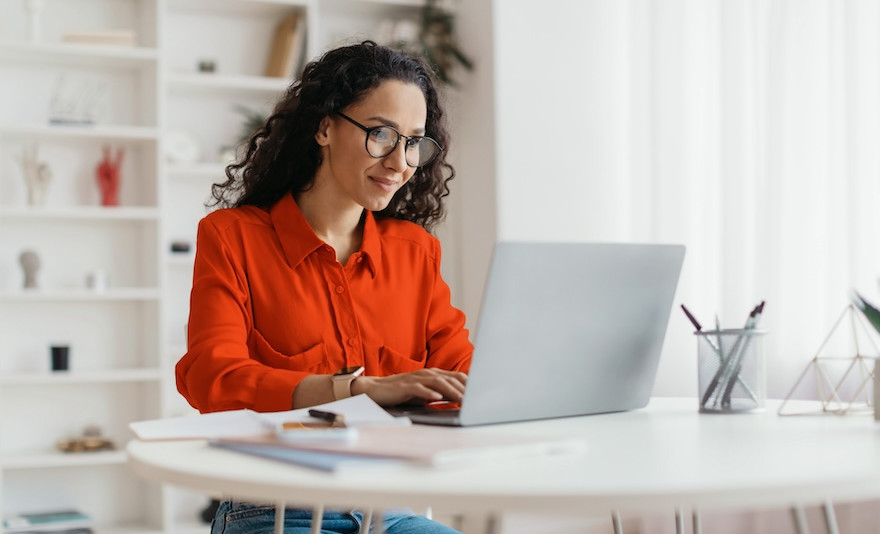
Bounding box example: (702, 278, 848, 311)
(696, 329, 766, 413)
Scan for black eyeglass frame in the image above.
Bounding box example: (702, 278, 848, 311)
(334, 112, 442, 168)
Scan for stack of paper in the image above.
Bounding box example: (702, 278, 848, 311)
(130, 395, 586, 473)
(129, 394, 405, 440)
(211, 425, 585, 473)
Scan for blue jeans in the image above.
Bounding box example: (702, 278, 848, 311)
(211, 500, 463, 534)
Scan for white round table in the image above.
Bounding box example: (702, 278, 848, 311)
(127, 398, 880, 529)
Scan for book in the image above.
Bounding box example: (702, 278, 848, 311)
(3, 510, 92, 533)
(210, 440, 407, 474)
(213, 424, 586, 471)
(264, 13, 306, 79)
(61, 30, 137, 47)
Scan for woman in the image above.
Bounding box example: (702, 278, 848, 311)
(176, 41, 472, 534)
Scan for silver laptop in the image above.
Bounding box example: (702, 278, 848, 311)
(398, 241, 685, 426)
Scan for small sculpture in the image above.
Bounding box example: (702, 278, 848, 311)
(96, 146, 123, 206)
(57, 425, 116, 453)
(18, 144, 52, 206)
(19, 250, 40, 289)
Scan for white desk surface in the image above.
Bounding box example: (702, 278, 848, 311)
(127, 398, 880, 516)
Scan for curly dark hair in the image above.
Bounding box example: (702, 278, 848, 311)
(209, 41, 454, 232)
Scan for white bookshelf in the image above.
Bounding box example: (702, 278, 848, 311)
(0, 0, 434, 532)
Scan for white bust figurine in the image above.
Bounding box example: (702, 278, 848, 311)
(19, 144, 52, 206)
(19, 250, 40, 290)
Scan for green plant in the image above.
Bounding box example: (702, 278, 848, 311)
(853, 291, 880, 335)
(233, 105, 267, 145)
(395, 0, 474, 87)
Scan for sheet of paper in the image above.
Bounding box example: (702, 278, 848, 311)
(129, 409, 269, 440)
(129, 394, 408, 440)
(253, 394, 410, 428)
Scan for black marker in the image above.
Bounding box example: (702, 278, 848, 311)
(680, 304, 703, 331)
(308, 409, 345, 426)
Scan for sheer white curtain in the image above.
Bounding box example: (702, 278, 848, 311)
(456, 0, 880, 399)
(624, 0, 880, 398)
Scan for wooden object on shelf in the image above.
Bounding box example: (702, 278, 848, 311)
(264, 12, 305, 79)
(61, 29, 137, 47)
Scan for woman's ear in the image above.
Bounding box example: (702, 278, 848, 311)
(315, 116, 331, 146)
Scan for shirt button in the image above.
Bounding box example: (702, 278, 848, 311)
(347, 338, 358, 347)
(335, 285, 345, 294)
(356, 256, 363, 263)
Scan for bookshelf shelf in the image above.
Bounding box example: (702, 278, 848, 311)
(1, 450, 127, 470)
(0, 207, 160, 221)
(0, 41, 159, 67)
(0, 124, 160, 142)
(168, 0, 308, 16)
(0, 369, 162, 386)
(0, 288, 161, 302)
(167, 72, 289, 94)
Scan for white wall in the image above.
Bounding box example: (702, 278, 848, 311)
(454, 0, 695, 396)
(445, 0, 497, 327)
(494, 2, 634, 244)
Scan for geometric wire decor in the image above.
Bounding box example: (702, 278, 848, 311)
(778, 304, 880, 416)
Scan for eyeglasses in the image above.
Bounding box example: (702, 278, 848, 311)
(335, 112, 442, 168)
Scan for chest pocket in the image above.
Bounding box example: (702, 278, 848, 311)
(248, 329, 330, 374)
(377, 345, 428, 376)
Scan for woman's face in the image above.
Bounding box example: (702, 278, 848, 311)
(314, 80, 427, 212)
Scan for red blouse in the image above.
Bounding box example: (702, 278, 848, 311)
(176, 193, 473, 413)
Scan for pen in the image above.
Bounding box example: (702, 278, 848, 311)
(308, 409, 346, 427)
(719, 301, 765, 406)
(680, 304, 703, 331)
(710, 302, 763, 408)
(699, 316, 727, 408)
(684, 302, 759, 406)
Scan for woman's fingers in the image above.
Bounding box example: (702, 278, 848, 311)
(355, 368, 467, 407)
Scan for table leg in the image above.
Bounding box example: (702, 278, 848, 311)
(791, 505, 809, 534)
(274, 502, 285, 534)
(360, 508, 372, 534)
(611, 510, 622, 534)
(822, 501, 839, 534)
(372, 508, 385, 534)
(310, 504, 324, 534)
(692, 509, 702, 534)
(674, 507, 685, 534)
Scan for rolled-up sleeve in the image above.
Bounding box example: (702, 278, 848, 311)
(424, 236, 473, 373)
(176, 217, 308, 413)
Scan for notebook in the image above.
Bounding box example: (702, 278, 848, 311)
(396, 241, 685, 426)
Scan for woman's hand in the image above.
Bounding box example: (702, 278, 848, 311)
(350, 368, 467, 407)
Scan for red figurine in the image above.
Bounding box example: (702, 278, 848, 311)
(96, 146, 123, 206)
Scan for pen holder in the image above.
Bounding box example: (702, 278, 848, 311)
(696, 329, 766, 413)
